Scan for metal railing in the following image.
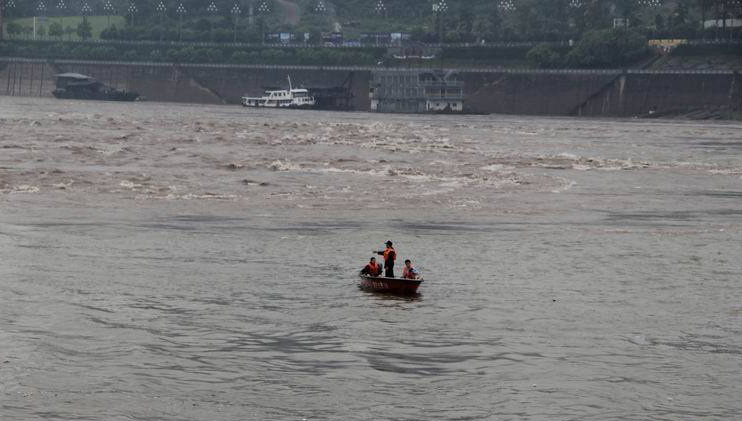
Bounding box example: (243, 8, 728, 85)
(0, 57, 737, 75)
(3, 37, 740, 50)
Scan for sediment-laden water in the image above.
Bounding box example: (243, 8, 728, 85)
(1, 96, 741, 420)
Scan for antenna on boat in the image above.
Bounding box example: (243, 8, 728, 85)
(288, 75, 292, 91)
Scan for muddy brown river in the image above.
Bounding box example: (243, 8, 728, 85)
(1, 96, 741, 420)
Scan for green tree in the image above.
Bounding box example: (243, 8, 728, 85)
(472, 15, 496, 43)
(6, 22, 23, 39)
(64, 26, 75, 41)
(77, 20, 93, 40)
(49, 22, 64, 39)
(100, 24, 120, 40)
(566, 28, 649, 68)
(308, 30, 322, 45)
(526, 43, 563, 68)
(671, 0, 689, 27)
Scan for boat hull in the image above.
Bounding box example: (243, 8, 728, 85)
(241, 102, 315, 109)
(358, 275, 422, 295)
(52, 89, 139, 101)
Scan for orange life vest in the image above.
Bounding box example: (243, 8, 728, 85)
(366, 262, 381, 276)
(383, 247, 396, 262)
(403, 266, 417, 279)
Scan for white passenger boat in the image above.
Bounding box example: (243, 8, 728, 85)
(241, 77, 316, 109)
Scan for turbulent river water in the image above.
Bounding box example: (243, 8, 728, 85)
(1, 96, 741, 421)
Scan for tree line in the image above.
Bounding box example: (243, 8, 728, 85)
(3, 0, 740, 44)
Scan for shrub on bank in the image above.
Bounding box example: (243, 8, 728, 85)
(565, 29, 650, 68)
(526, 44, 563, 69)
(0, 40, 384, 66)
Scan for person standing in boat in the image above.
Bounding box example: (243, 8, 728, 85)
(402, 259, 421, 280)
(375, 241, 397, 278)
(360, 257, 383, 277)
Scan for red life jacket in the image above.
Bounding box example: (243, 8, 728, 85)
(366, 262, 381, 276)
(403, 266, 418, 279)
(383, 247, 396, 263)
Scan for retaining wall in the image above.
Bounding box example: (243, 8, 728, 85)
(0, 58, 738, 117)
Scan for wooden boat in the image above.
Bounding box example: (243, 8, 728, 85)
(358, 273, 423, 295)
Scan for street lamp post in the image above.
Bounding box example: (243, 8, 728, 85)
(1, 0, 17, 41)
(568, 0, 583, 40)
(497, 0, 516, 12)
(128, 1, 138, 27)
(207, 1, 218, 42)
(315, 0, 327, 13)
(36, 1, 47, 40)
(257, 1, 270, 44)
(231, 3, 241, 43)
(497, 0, 515, 41)
(374, 0, 386, 18)
(103, 0, 115, 29)
(55, 0, 66, 36)
(432, 0, 447, 44)
(155, 0, 166, 42)
(0, 1, 4, 41)
(176, 2, 186, 42)
(81, 1, 92, 40)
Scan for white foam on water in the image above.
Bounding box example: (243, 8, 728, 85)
(481, 164, 515, 172)
(162, 193, 238, 201)
(269, 160, 302, 172)
(430, 160, 450, 166)
(8, 185, 40, 194)
(557, 152, 580, 160)
(119, 180, 142, 189)
(709, 168, 742, 175)
(52, 182, 73, 190)
(551, 180, 577, 193)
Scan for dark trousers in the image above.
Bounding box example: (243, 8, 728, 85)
(385, 262, 394, 278)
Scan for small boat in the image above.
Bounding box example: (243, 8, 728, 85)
(52, 73, 139, 101)
(358, 273, 423, 295)
(241, 76, 316, 109)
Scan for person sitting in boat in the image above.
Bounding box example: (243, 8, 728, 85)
(360, 257, 383, 277)
(375, 240, 396, 278)
(402, 259, 421, 280)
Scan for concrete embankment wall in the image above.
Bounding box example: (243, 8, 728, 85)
(573, 72, 740, 116)
(0, 60, 370, 108)
(1, 58, 738, 117)
(464, 72, 620, 115)
(463, 70, 740, 116)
